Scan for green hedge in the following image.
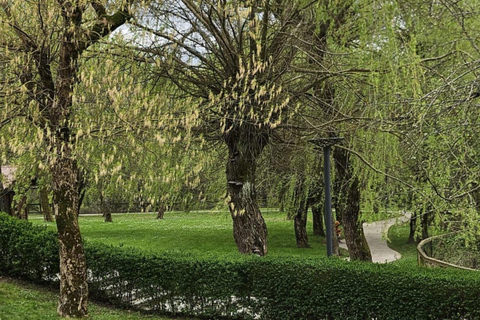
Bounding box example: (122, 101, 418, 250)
(1, 212, 479, 319)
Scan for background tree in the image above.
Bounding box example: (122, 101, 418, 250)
(134, 0, 314, 255)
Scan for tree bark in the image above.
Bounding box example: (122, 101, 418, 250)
(52, 155, 88, 318)
(15, 195, 28, 220)
(308, 177, 324, 237)
(40, 187, 54, 222)
(51, 15, 88, 317)
(334, 147, 372, 262)
(421, 208, 434, 241)
(408, 211, 417, 244)
(156, 205, 166, 219)
(0, 166, 10, 214)
(100, 190, 113, 223)
(312, 203, 325, 237)
(291, 175, 309, 248)
(225, 129, 268, 256)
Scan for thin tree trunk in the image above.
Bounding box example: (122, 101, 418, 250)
(308, 177, 324, 237)
(78, 189, 86, 215)
(421, 208, 434, 241)
(312, 204, 325, 237)
(408, 212, 417, 244)
(156, 205, 165, 219)
(226, 132, 268, 256)
(40, 187, 54, 222)
(278, 178, 288, 212)
(334, 147, 372, 262)
(0, 166, 10, 214)
(15, 195, 28, 220)
(77, 170, 87, 215)
(100, 190, 113, 223)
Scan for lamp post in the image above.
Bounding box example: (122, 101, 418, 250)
(308, 137, 344, 257)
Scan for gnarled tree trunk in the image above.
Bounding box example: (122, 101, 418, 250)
(334, 147, 372, 262)
(291, 174, 309, 248)
(225, 129, 268, 256)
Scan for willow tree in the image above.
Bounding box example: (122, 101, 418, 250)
(0, 1, 138, 317)
(134, 0, 311, 255)
(391, 0, 480, 242)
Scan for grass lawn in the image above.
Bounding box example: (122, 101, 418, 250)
(0, 276, 195, 320)
(30, 209, 329, 257)
(387, 223, 418, 265)
(387, 220, 448, 266)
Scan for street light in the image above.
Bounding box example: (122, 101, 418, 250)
(308, 137, 344, 257)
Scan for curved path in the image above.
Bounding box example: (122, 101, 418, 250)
(339, 213, 411, 263)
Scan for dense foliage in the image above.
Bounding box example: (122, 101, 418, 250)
(2, 213, 479, 320)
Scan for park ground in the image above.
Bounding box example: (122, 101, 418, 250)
(1, 209, 419, 319)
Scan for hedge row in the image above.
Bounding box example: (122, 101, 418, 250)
(1, 212, 479, 320)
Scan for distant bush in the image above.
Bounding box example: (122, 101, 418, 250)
(1, 212, 480, 319)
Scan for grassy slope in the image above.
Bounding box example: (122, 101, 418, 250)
(0, 277, 194, 320)
(30, 210, 328, 257)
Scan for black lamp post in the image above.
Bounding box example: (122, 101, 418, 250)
(308, 137, 344, 257)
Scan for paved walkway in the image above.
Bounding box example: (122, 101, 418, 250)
(339, 213, 411, 263)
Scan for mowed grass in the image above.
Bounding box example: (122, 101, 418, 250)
(387, 223, 420, 266)
(0, 277, 195, 320)
(30, 210, 328, 257)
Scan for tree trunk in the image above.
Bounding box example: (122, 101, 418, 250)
(292, 175, 309, 248)
(1, 189, 14, 216)
(225, 130, 268, 256)
(408, 211, 417, 244)
(421, 208, 434, 241)
(15, 195, 28, 220)
(308, 177, 324, 237)
(40, 187, 54, 222)
(312, 203, 325, 237)
(51, 21, 88, 317)
(100, 190, 113, 223)
(52, 155, 88, 318)
(0, 166, 10, 214)
(278, 178, 288, 212)
(334, 147, 372, 262)
(156, 205, 166, 219)
(77, 170, 87, 216)
(78, 189, 86, 216)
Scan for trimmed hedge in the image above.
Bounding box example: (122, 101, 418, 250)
(1, 212, 479, 319)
